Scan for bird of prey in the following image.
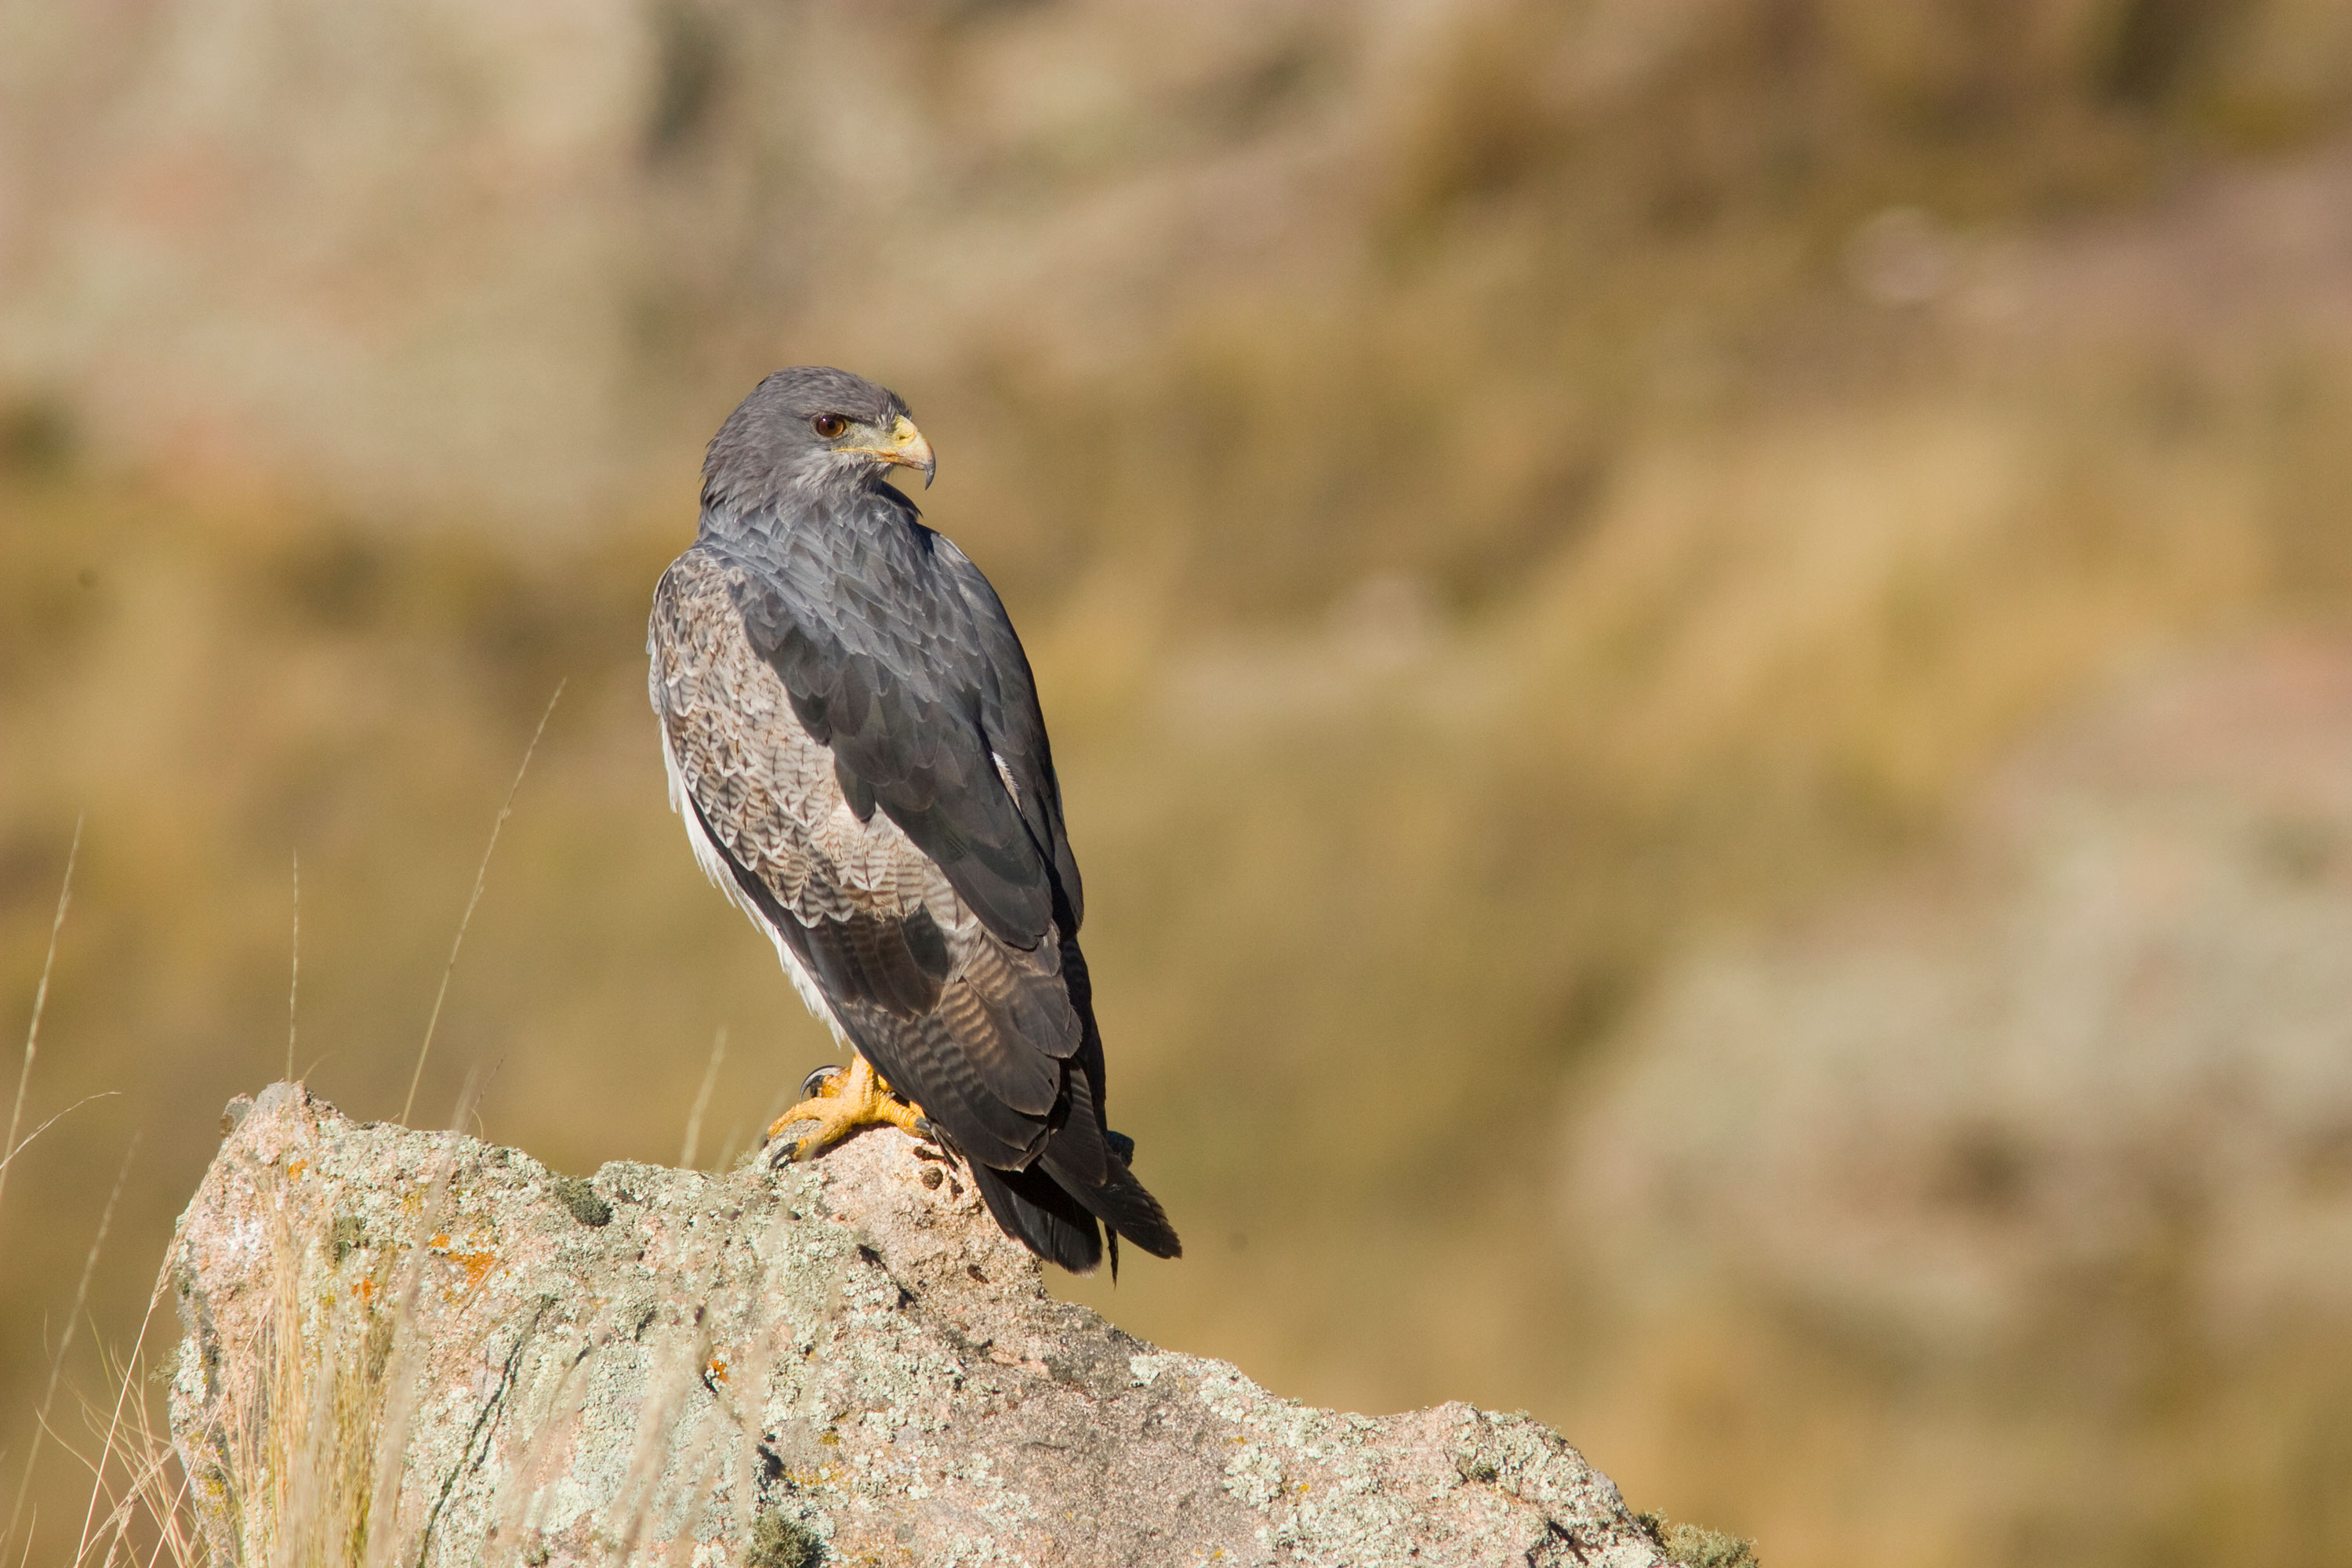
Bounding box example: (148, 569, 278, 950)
(648, 366, 1181, 1274)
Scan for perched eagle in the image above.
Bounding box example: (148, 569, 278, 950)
(648, 366, 1181, 1274)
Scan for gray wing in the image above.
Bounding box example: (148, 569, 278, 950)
(934, 535, 1084, 928)
(722, 500, 1076, 949)
(648, 547, 1082, 1167)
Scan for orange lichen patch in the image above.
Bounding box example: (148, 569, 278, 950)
(285, 1160, 307, 1180)
(426, 1231, 499, 1291)
(355, 1277, 375, 1302)
(706, 1357, 729, 1383)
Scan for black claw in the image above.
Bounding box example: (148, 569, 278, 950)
(800, 1065, 842, 1099)
(764, 1118, 817, 1167)
(913, 1116, 945, 1145)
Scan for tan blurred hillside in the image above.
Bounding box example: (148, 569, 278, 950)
(1570, 632, 2352, 1565)
(6, 2, 2352, 1564)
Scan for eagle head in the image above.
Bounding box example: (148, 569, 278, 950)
(703, 365, 936, 512)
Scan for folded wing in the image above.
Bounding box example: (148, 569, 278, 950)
(650, 545, 1178, 1270)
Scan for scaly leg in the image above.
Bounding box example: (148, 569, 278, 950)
(765, 1054, 930, 1163)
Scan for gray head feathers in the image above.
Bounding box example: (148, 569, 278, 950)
(703, 366, 920, 514)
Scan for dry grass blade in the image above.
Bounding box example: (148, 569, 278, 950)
(679, 1025, 727, 1170)
(0, 1094, 116, 1178)
(71, 1261, 176, 1568)
(353, 1197, 435, 1567)
(485, 1327, 600, 1552)
(355, 1073, 494, 1568)
(400, 682, 563, 1126)
(603, 1331, 711, 1566)
(0, 814, 79, 1229)
(79, 1434, 193, 1568)
(158, 1087, 491, 1568)
(5, 1134, 135, 1550)
(270, 1193, 387, 1566)
(158, 1134, 417, 1568)
(286, 849, 299, 1086)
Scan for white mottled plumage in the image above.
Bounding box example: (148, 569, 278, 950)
(659, 719, 844, 1041)
(652, 553, 967, 926)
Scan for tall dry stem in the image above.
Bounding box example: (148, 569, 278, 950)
(5, 1134, 135, 1548)
(679, 1025, 727, 1170)
(286, 850, 299, 1086)
(401, 683, 563, 1126)
(0, 815, 79, 1229)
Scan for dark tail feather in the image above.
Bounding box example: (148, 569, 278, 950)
(969, 1150, 1181, 1274)
(970, 1161, 1102, 1274)
(1044, 1149, 1181, 1262)
(1033, 1073, 1183, 1265)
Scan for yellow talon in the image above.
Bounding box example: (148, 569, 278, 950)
(766, 1054, 929, 1161)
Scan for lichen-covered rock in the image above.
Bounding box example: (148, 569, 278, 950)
(169, 1083, 1666, 1566)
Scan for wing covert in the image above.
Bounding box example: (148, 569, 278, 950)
(720, 510, 1076, 949)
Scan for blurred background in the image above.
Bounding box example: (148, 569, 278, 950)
(5, 0, 2352, 1562)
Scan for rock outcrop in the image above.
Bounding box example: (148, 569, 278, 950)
(169, 1084, 1676, 1566)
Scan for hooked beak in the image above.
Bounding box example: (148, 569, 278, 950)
(848, 414, 937, 488)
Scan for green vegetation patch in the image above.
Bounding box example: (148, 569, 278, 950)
(1639, 1511, 1760, 1568)
(748, 1510, 824, 1568)
(550, 1177, 612, 1229)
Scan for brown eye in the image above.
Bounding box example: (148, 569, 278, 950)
(811, 413, 848, 439)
